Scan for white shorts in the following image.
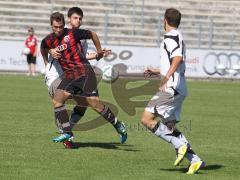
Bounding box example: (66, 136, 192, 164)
(44, 59, 63, 96)
(145, 91, 186, 123)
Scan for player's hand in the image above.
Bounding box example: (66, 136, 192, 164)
(159, 82, 167, 92)
(102, 48, 112, 57)
(49, 48, 61, 59)
(96, 50, 104, 61)
(95, 48, 112, 61)
(144, 67, 154, 78)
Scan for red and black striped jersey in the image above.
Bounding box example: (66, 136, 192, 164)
(41, 28, 92, 78)
(25, 35, 38, 55)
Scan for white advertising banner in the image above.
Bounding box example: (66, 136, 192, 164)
(90, 46, 240, 79)
(0, 40, 45, 72)
(0, 40, 239, 79)
(185, 50, 240, 78)
(88, 45, 161, 75)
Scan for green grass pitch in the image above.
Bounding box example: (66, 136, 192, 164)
(0, 74, 239, 180)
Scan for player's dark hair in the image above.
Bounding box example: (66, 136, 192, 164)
(164, 8, 181, 28)
(67, 7, 83, 18)
(28, 27, 34, 32)
(50, 12, 65, 26)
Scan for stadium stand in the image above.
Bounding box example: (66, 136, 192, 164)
(0, 0, 239, 50)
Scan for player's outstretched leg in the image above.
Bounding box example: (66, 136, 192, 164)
(99, 105, 127, 143)
(86, 96, 127, 143)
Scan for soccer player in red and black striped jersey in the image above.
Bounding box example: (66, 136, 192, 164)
(41, 12, 127, 145)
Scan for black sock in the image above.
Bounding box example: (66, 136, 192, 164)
(99, 105, 117, 125)
(54, 105, 72, 134)
(74, 105, 87, 117)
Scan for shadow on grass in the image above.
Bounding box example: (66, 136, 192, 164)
(202, 164, 223, 170)
(160, 164, 223, 174)
(72, 142, 139, 152)
(160, 167, 187, 173)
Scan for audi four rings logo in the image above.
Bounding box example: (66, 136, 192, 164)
(203, 52, 240, 76)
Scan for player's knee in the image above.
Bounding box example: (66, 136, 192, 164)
(141, 118, 147, 126)
(52, 99, 63, 108)
(141, 110, 157, 129)
(141, 113, 150, 126)
(87, 97, 103, 111)
(89, 100, 98, 109)
(87, 96, 99, 102)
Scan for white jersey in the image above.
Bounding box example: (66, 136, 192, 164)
(80, 39, 88, 56)
(159, 29, 188, 96)
(44, 56, 63, 88)
(44, 40, 88, 90)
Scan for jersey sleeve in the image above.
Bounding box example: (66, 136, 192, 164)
(73, 29, 92, 42)
(41, 37, 50, 50)
(164, 36, 183, 59)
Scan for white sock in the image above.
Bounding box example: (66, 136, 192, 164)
(177, 133, 201, 163)
(154, 122, 184, 149)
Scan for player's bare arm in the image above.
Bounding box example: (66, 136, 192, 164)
(90, 31, 104, 60)
(87, 48, 112, 60)
(40, 46, 50, 66)
(159, 56, 182, 90)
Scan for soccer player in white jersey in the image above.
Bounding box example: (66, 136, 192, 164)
(44, 7, 111, 148)
(142, 8, 205, 174)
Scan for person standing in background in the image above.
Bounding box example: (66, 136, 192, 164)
(24, 27, 38, 76)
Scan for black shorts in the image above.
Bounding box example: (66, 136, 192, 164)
(27, 54, 36, 64)
(57, 75, 99, 97)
